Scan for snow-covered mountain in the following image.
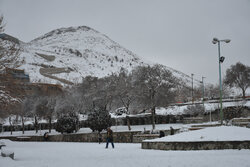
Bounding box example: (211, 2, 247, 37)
(0, 26, 201, 86)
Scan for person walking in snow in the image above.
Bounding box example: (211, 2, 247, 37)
(170, 126, 174, 135)
(43, 132, 49, 141)
(105, 127, 114, 148)
(159, 131, 165, 138)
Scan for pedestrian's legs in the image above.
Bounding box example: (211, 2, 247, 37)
(111, 141, 114, 148)
(105, 138, 109, 148)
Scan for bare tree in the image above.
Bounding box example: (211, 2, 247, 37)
(131, 64, 177, 129)
(0, 15, 4, 33)
(0, 90, 19, 119)
(31, 95, 57, 133)
(20, 98, 31, 134)
(46, 96, 57, 133)
(113, 69, 136, 130)
(0, 15, 21, 72)
(224, 62, 250, 98)
(78, 75, 116, 112)
(33, 96, 48, 133)
(204, 83, 232, 100)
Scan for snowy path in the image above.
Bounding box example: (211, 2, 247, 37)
(1, 140, 250, 167)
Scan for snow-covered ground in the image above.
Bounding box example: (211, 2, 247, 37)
(146, 126, 250, 142)
(156, 100, 250, 115)
(1, 125, 250, 167)
(1, 140, 250, 167)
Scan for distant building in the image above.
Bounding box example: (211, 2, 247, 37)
(0, 68, 63, 98)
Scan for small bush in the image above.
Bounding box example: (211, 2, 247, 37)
(88, 108, 112, 132)
(55, 115, 78, 134)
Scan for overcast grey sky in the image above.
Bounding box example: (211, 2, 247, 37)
(0, 0, 249, 84)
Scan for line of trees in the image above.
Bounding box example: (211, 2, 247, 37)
(13, 61, 248, 133)
(1, 64, 180, 133)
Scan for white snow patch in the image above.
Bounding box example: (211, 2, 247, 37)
(147, 126, 250, 142)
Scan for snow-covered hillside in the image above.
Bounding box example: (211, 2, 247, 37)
(16, 26, 146, 84)
(1, 26, 201, 86)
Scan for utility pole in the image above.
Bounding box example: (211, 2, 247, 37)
(201, 76, 208, 121)
(191, 73, 194, 104)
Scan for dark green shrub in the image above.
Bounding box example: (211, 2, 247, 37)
(55, 115, 78, 134)
(88, 108, 112, 132)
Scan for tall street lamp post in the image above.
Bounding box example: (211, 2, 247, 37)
(191, 73, 194, 104)
(201, 76, 208, 121)
(212, 38, 230, 125)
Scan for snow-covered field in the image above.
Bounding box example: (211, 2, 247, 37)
(1, 140, 250, 167)
(1, 125, 250, 167)
(147, 126, 250, 142)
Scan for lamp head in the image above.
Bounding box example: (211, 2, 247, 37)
(224, 39, 231, 43)
(220, 56, 225, 63)
(212, 38, 218, 44)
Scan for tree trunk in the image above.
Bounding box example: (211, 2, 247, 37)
(126, 116, 131, 131)
(35, 116, 38, 133)
(49, 117, 52, 133)
(22, 116, 24, 134)
(151, 90, 156, 130)
(98, 131, 102, 144)
(242, 88, 246, 99)
(9, 117, 13, 135)
(152, 107, 156, 130)
(126, 106, 131, 131)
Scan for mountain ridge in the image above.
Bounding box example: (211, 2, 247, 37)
(0, 26, 201, 87)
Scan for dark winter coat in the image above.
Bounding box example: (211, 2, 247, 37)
(107, 129, 113, 141)
(44, 132, 49, 141)
(170, 127, 174, 135)
(159, 131, 165, 138)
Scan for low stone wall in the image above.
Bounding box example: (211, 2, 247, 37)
(133, 129, 180, 143)
(203, 106, 250, 122)
(133, 134, 160, 143)
(0, 128, 180, 143)
(141, 140, 250, 150)
(191, 124, 221, 128)
(183, 117, 204, 124)
(111, 115, 183, 126)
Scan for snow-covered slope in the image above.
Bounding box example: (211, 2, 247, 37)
(16, 26, 146, 84)
(1, 26, 201, 86)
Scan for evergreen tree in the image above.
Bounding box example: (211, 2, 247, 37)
(88, 107, 112, 132)
(55, 113, 79, 134)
